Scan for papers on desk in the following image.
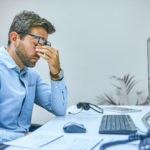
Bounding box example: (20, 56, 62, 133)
(5, 131, 63, 149)
(5, 131, 111, 150)
(40, 134, 106, 150)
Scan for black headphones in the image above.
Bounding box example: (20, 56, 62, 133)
(77, 102, 103, 114)
(68, 102, 103, 115)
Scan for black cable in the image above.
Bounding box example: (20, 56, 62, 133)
(99, 130, 150, 150)
(68, 108, 83, 115)
(100, 133, 141, 150)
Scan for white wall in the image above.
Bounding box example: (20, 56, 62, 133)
(0, 0, 150, 124)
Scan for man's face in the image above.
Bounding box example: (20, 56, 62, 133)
(16, 27, 48, 68)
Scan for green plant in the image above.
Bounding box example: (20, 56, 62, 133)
(97, 74, 149, 105)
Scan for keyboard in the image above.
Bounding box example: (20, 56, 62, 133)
(99, 115, 137, 134)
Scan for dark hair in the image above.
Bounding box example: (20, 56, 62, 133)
(8, 10, 56, 45)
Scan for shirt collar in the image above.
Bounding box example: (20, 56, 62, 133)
(0, 46, 28, 73)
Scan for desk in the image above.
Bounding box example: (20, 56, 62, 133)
(5, 105, 150, 150)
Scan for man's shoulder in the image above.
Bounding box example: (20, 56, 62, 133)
(0, 46, 6, 62)
(0, 46, 6, 55)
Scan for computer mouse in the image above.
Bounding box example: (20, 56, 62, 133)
(63, 122, 86, 133)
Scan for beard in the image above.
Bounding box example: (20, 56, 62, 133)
(16, 43, 40, 68)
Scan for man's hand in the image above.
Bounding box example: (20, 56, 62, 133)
(36, 46, 61, 75)
(24, 133, 28, 136)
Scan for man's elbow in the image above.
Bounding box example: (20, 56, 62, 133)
(55, 109, 67, 116)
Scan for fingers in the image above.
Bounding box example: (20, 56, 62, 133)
(35, 45, 61, 75)
(36, 48, 53, 59)
(36, 46, 58, 59)
(36, 45, 58, 55)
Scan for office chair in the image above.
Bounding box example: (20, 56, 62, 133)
(29, 123, 42, 132)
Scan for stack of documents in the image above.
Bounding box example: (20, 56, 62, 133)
(5, 131, 111, 150)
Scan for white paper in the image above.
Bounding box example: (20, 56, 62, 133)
(5, 131, 63, 149)
(6, 146, 30, 150)
(40, 134, 111, 150)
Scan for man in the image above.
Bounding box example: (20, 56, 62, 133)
(0, 10, 67, 143)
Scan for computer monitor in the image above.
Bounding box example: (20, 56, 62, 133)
(147, 37, 150, 101)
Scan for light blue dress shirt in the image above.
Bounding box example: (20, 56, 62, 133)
(0, 46, 67, 143)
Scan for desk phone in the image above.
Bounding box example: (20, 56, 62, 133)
(142, 111, 150, 129)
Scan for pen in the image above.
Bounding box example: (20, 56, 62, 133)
(39, 135, 64, 148)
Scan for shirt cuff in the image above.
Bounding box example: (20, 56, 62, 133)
(51, 78, 66, 89)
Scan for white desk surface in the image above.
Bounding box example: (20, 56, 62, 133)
(5, 105, 150, 150)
